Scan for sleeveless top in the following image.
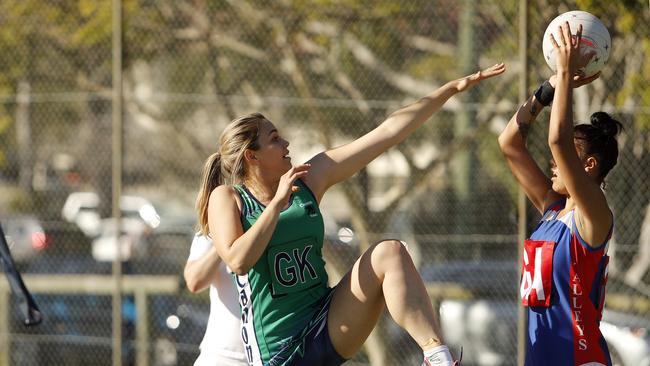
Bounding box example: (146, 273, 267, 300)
(521, 199, 612, 366)
(186, 234, 247, 365)
(232, 179, 330, 365)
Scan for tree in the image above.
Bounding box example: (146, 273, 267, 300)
(1, 1, 648, 364)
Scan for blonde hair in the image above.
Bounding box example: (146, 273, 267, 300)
(196, 113, 265, 235)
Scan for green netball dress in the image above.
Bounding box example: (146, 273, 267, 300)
(233, 179, 330, 365)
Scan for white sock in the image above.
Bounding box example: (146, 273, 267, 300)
(423, 345, 454, 365)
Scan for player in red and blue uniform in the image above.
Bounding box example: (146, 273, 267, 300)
(498, 22, 622, 366)
(523, 197, 612, 365)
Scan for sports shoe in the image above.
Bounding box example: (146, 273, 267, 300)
(421, 346, 462, 366)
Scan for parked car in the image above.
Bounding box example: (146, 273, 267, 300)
(129, 220, 195, 275)
(9, 254, 200, 366)
(91, 217, 149, 262)
(422, 260, 650, 366)
(2, 215, 49, 264)
(38, 220, 93, 258)
(61, 192, 160, 238)
(10, 292, 204, 366)
(89, 215, 194, 271)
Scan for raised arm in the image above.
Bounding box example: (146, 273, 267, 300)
(547, 22, 612, 247)
(304, 63, 505, 200)
(498, 44, 600, 213)
(498, 86, 558, 213)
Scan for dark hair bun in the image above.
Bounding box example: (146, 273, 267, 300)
(590, 112, 623, 137)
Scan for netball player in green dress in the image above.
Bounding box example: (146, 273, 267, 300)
(196, 63, 505, 366)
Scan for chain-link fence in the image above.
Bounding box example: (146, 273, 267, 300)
(0, 1, 649, 365)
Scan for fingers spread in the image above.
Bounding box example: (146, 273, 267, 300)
(286, 163, 311, 177)
(549, 33, 560, 49)
(294, 163, 311, 172)
(562, 22, 572, 46)
(557, 25, 566, 46)
(582, 72, 601, 84)
(575, 24, 583, 47)
(572, 71, 601, 88)
(481, 63, 506, 77)
(290, 170, 309, 182)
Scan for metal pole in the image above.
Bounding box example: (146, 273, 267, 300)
(112, 0, 124, 365)
(15, 81, 33, 194)
(135, 289, 149, 366)
(0, 288, 9, 366)
(453, 0, 478, 259)
(517, 0, 529, 365)
(454, 0, 477, 202)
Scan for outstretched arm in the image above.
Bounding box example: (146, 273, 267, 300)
(548, 22, 612, 247)
(304, 63, 506, 201)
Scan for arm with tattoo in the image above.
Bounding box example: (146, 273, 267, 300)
(498, 87, 554, 213)
(513, 94, 546, 142)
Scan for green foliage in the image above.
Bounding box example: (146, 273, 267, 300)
(576, 0, 649, 34)
(0, 0, 648, 232)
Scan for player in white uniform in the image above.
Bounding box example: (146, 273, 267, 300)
(184, 233, 248, 366)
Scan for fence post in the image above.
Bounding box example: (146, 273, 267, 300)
(1, 275, 178, 366)
(111, 0, 124, 365)
(135, 289, 149, 366)
(517, 0, 529, 365)
(0, 288, 9, 366)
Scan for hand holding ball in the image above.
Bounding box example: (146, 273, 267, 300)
(542, 11, 610, 77)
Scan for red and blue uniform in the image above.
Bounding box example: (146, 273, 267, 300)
(521, 199, 612, 366)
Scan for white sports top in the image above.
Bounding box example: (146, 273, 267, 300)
(188, 234, 246, 365)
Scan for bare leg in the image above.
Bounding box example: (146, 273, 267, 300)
(327, 240, 444, 358)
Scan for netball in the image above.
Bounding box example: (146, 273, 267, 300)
(542, 10, 611, 77)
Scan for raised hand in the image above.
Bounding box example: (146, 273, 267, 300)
(272, 164, 310, 207)
(549, 22, 595, 76)
(454, 62, 506, 92)
(549, 71, 600, 89)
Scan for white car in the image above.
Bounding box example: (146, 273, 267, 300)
(91, 217, 148, 262)
(62, 192, 160, 237)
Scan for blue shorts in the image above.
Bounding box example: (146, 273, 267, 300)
(269, 289, 347, 366)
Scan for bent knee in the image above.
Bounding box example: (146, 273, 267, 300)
(371, 239, 411, 262)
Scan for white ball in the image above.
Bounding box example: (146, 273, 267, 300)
(542, 11, 611, 77)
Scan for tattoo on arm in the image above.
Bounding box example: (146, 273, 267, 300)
(516, 97, 543, 139)
(517, 119, 530, 139)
